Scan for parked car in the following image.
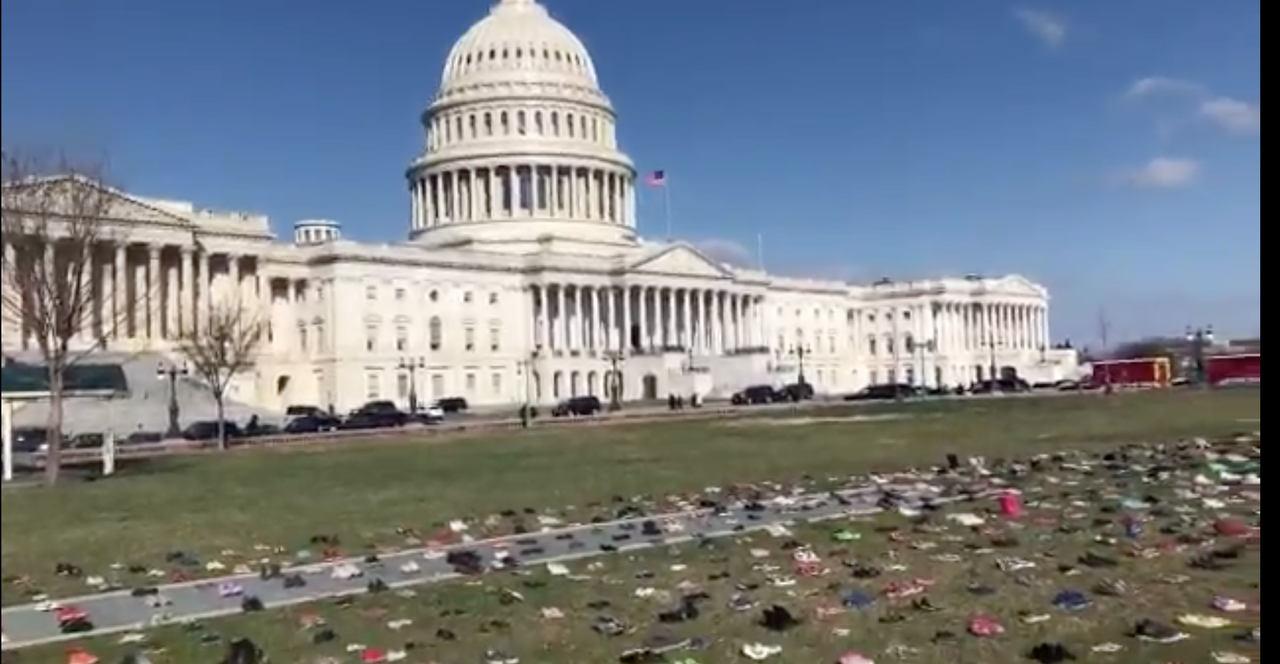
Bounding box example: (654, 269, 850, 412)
(65, 433, 105, 449)
(971, 378, 1031, 394)
(182, 420, 244, 442)
(434, 397, 469, 414)
(337, 411, 404, 430)
(413, 403, 446, 424)
(552, 395, 603, 417)
(126, 431, 164, 445)
(843, 384, 917, 401)
(731, 385, 778, 405)
(351, 400, 409, 426)
(778, 382, 815, 402)
(284, 405, 328, 422)
(283, 414, 342, 434)
(12, 427, 55, 453)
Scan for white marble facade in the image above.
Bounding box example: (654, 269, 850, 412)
(0, 0, 1077, 411)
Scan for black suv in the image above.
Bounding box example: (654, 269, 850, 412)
(552, 395, 602, 417)
(844, 384, 917, 401)
(731, 385, 777, 405)
(435, 397, 469, 414)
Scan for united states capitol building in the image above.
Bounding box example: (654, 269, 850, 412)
(3, 0, 1078, 413)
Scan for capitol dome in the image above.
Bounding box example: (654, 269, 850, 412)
(439, 0, 599, 96)
(406, 0, 638, 255)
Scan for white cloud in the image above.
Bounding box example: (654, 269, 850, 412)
(1124, 76, 1203, 99)
(1117, 157, 1201, 189)
(692, 238, 755, 267)
(1199, 97, 1260, 135)
(1122, 77, 1259, 136)
(1013, 9, 1067, 47)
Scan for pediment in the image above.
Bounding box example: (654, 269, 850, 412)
(103, 194, 194, 227)
(996, 274, 1046, 297)
(3, 175, 193, 228)
(630, 245, 731, 279)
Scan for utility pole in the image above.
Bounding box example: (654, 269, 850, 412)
(1097, 307, 1112, 394)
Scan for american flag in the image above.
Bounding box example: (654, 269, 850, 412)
(645, 170, 666, 187)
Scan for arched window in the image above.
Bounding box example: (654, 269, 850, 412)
(500, 111, 509, 135)
(429, 316, 443, 350)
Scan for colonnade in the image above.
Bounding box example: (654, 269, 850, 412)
(409, 164, 634, 230)
(932, 301, 1049, 353)
(2, 239, 265, 347)
(853, 300, 1050, 358)
(530, 284, 762, 355)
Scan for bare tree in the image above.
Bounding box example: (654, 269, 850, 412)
(1, 149, 126, 485)
(177, 299, 264, 450)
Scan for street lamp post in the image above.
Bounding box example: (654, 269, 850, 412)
(790, 345, 810, 385)
(518, 346, 542, 426)
(603, 350, 626, 411)
(156, 362, 188, 438)
(1185, 325, 1214, 387)
(398, 357, 425, 413)
(985, 332, 998, 382)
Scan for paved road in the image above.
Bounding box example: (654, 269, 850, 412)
(5, 390, 1082, 473)
(0, 481, 973, 650)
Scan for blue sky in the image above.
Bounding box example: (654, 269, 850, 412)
(1, 0, 1259, 345)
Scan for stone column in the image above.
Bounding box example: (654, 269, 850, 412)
(537, 287, 550, 350)
(592, 287, 604, 351)
(97, 247, 112, 341)
(622, 287, 633, 351)
(166, 250, 179, 339)
(555, 284, 567, 350)
(110, 244, 126, 338)
(605, 287, 617, 350)
(195, 251, 209, 333)
(573, 286, 584, 350)
(638, 287, 650, 349)
(713, 292, 724, 353)
(144, 246, 160, 340)
(666, 289, 678, 348)
(180, 249, 194, 335)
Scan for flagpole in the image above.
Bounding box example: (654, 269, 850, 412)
(662, 183, 673, 241)
(756, 233, 764, 270)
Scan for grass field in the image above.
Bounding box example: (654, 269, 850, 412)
(3, 389, 1261, 663)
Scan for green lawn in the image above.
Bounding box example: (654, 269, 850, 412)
(1, 390, 1259, 609)
(17, 467, 1262, 664)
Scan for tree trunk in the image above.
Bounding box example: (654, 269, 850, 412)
(216, 398, 227, 451)
(44, 369, 63, 486)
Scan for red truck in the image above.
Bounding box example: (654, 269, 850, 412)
(1204, 353, 1260, 386)
(1088, 357, 1172, 389)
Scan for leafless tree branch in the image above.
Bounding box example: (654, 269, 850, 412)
(177, 299, 264, 450)
(1, 148, 131, 485)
